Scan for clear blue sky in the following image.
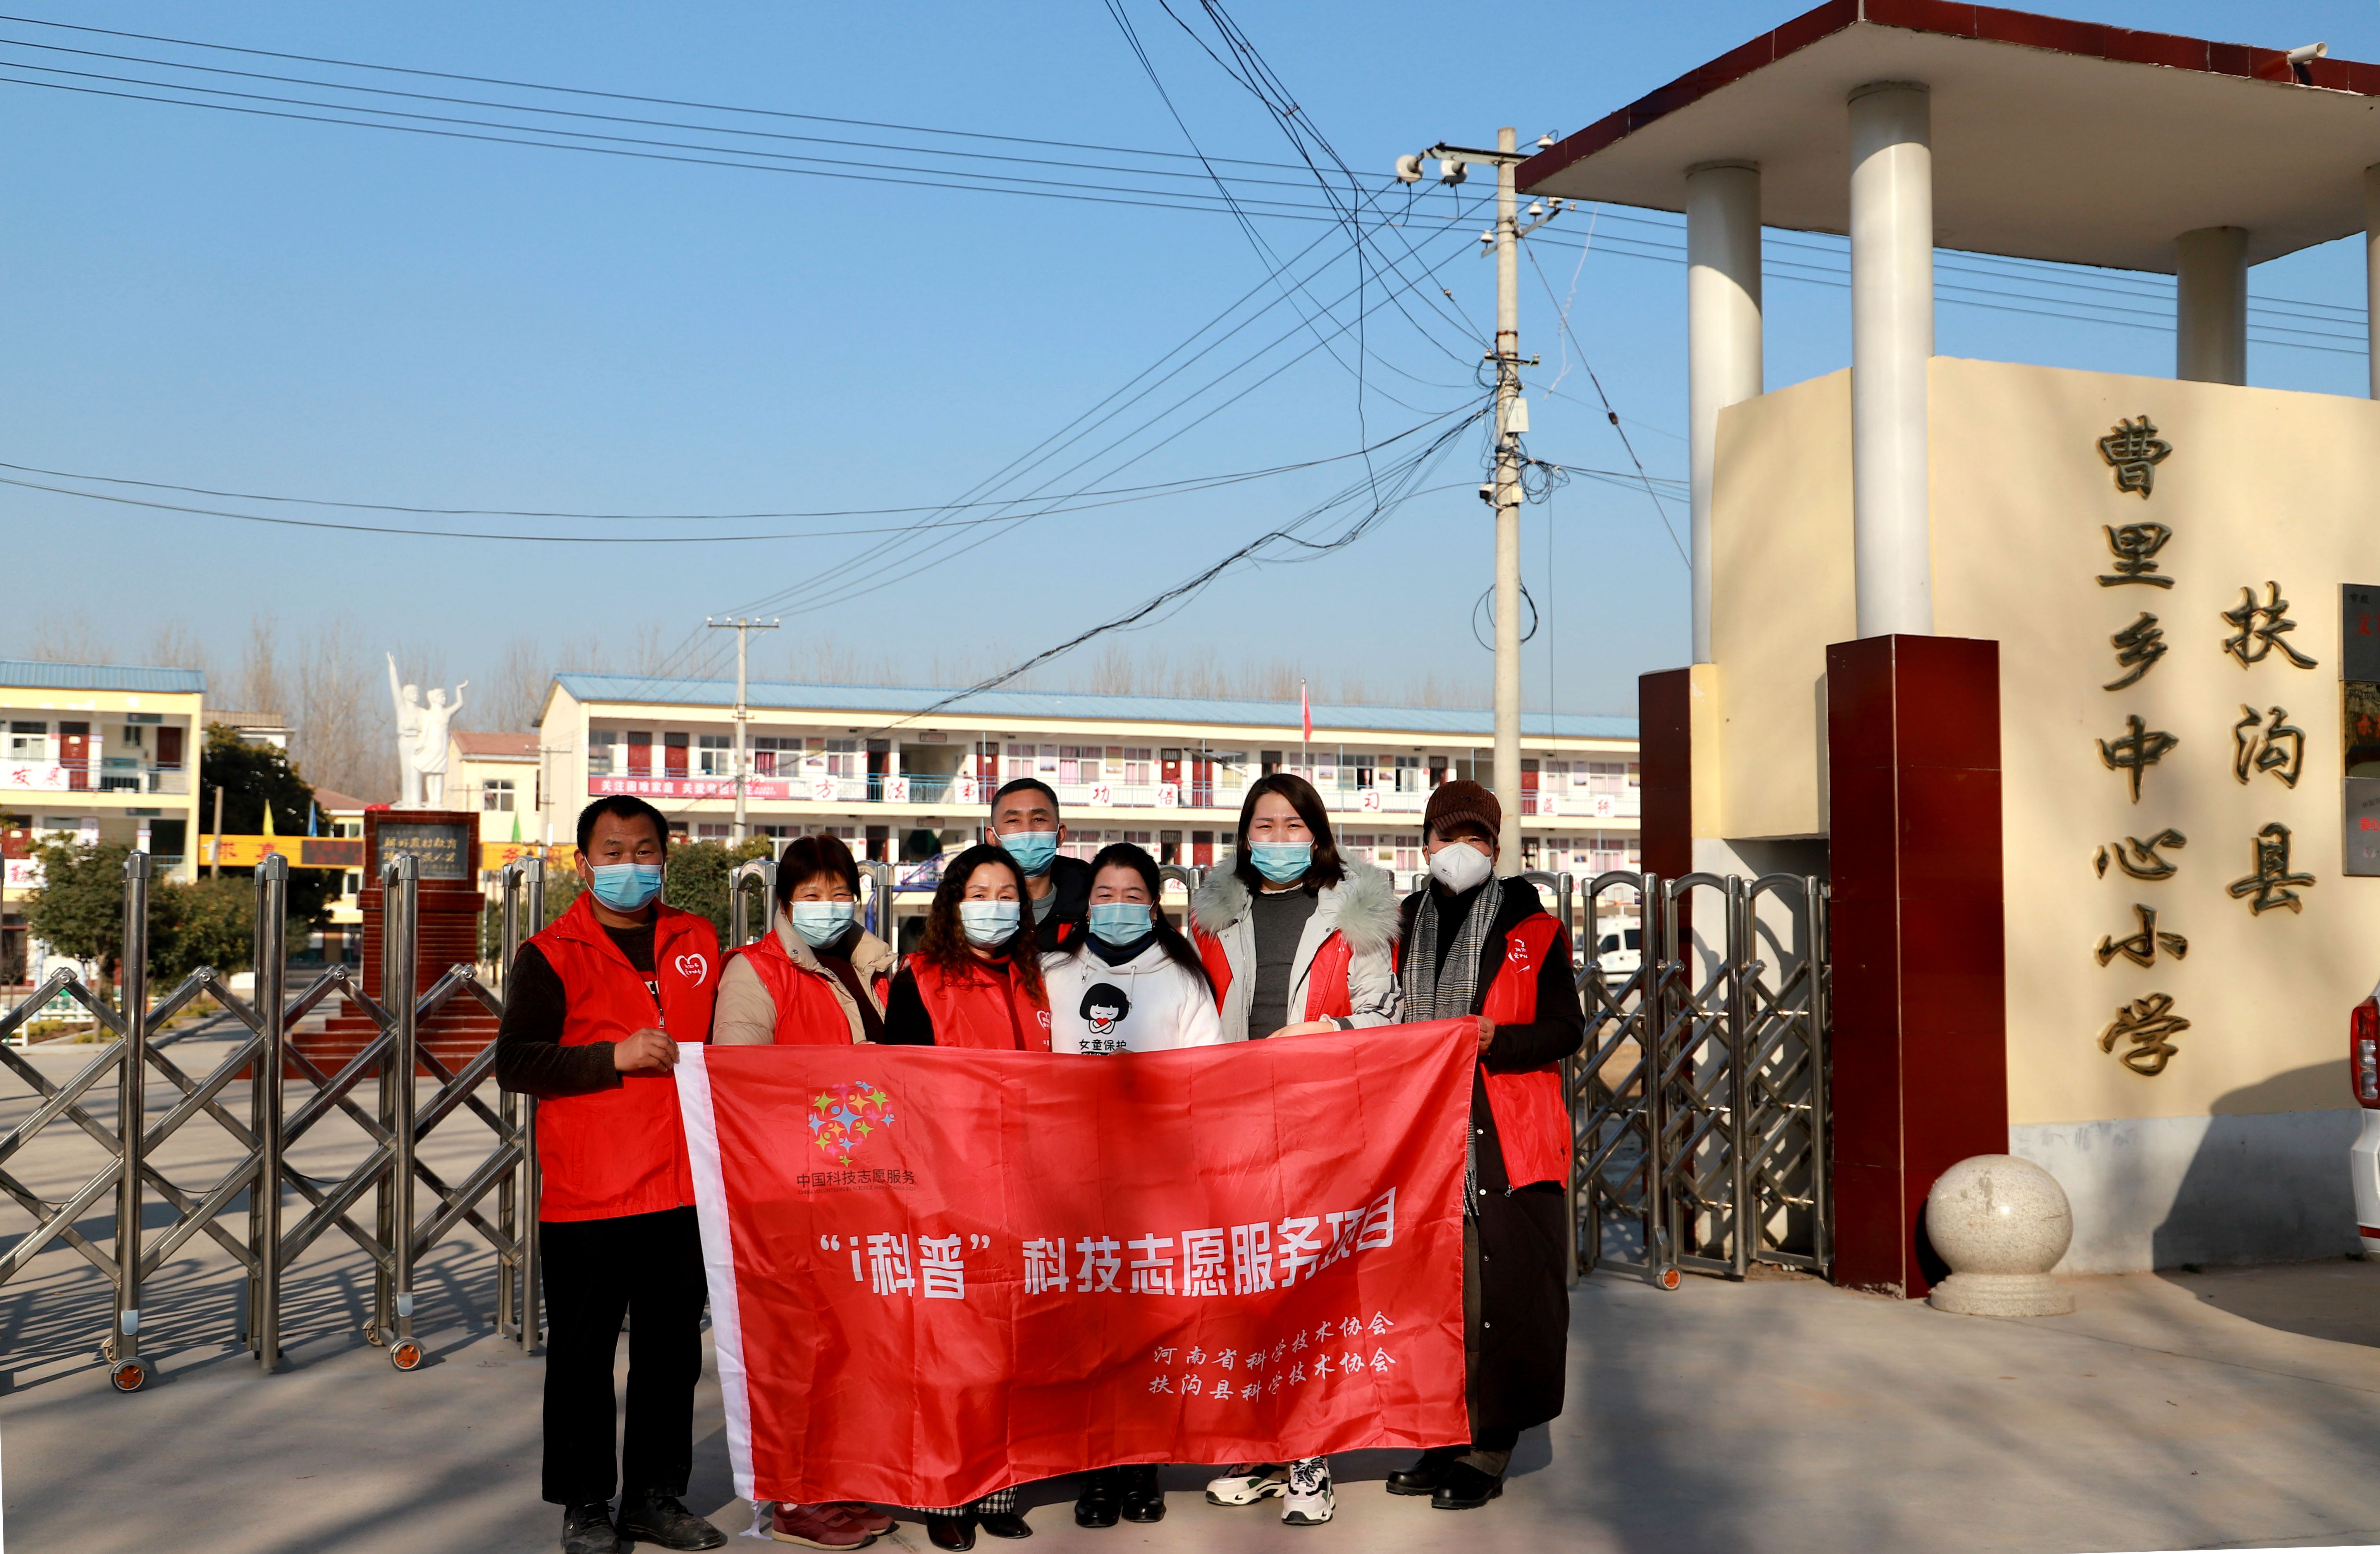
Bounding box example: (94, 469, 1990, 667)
(3, 0, 2374, 719)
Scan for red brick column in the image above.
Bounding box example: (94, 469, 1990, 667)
(1637, 668, 1694, 880)
(1824, 635, 2007, 1298)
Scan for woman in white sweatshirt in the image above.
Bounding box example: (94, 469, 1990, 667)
(1042, 842, 1226, 1532)
(1043, 842, 1227, 1057)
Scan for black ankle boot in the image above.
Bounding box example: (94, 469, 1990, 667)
(1386, 1445, 1464, 1497)
(561, 1503, 622, 1554)
(1119, 1465, 1165, 1524)
(1074, 1469, 1121, 1529)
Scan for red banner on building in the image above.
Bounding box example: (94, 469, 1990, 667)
(676, 1022, 1476, 1510)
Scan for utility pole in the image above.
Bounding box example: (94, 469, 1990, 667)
(1400, 129, 1558, 866)
(705, 617, 780, 845)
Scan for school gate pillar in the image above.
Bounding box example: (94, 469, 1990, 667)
(1824, 634, 2007, 1297)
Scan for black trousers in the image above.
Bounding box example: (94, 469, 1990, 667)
(540, 1205, 707, 1506)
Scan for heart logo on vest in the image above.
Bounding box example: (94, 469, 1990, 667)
(809, 1081, 895, 1167)
(675, 952, 708, 985)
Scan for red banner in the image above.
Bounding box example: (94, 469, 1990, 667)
(676, 1021, 1476, 1509)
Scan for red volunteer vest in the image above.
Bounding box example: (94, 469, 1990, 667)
(908, 956, 1052, 1052)
(731, 931, 888, 1045)
(1477, 914, 1573, 1189)
(526, 895, 721, 1222)
(1192, 922, 1358, 1025)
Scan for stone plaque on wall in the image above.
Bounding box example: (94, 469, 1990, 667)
(2344, 584, 2380, 683)
(2346, 778, 2380, 878)
(375, 820, 471, 881)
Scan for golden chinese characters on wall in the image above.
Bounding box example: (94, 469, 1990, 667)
(2089, 416, 2319, 1078)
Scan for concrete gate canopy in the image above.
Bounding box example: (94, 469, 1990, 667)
(1517, 0, 2380, 273)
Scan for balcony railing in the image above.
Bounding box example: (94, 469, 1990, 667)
(1, 760, 189, 796)
(588, 770, 1640, 820)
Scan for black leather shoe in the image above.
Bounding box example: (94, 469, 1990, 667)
(617, 1493, 727, 1550)
(1385, 1446, 1464, 1497)
(976, 1511, 1034, 1539)
(1073, 1471, 1120, 1529)
(927, 1516, 976, 1551)
(562, 1503, 623, 1554)
(1118, 1466, 1165, 1525)
(1429, 1461, 1504, 1511)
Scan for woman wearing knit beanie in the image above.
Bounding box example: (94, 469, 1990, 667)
(1383, 780, 1584, 1512)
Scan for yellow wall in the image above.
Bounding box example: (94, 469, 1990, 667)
(1710, 369, 1854, 841)
(1709, 357, 2380, 1126)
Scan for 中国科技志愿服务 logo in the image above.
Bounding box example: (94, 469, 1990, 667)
(810, 1081, 896, 1167)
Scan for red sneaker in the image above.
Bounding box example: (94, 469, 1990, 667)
(826, 1504, 896, 1535)
(768, 1502, 871, 1549)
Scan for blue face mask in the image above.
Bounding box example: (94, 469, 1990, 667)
(959, 899, 1021, 947)
(1248, 842, 1313, 885)
(1088, 902, 1154, 945)
(588, 861, 663, 912)
(787, 900, 856, 948)
(999, 829, 1060, 877)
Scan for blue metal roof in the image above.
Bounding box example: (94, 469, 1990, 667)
(0, 660, 207, 694)
(552, 674, 1635, 741)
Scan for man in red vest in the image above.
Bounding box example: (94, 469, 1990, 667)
(497, 796, 727, 1554)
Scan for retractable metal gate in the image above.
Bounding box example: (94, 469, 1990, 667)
(0, 851, 546, 1391)
(1568, 870, 1831, 1288)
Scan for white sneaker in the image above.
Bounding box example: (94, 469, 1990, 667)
(1281, 1457, 1335, 1526)
(1204, 1463, 1288, 1506)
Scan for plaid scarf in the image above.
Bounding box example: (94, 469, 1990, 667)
(1402, 874, 1503, 1023)
(1404, 876, 1503, 1220)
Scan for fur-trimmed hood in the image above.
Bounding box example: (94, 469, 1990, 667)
(1192, 857, 1400, 956)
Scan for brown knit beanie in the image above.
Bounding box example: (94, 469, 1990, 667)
(1423, 778, 1501, 843)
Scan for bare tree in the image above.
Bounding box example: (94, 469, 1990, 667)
(231, 615, 289, 716)
(142, 619, 216, 686)
(291, 621, 387, 801)
(26, 610, 112, 664)
(482, 637, 550, 730)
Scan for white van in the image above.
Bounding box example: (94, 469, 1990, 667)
(1594, 927, 1643, 982)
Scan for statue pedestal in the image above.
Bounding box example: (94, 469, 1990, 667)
(301, 809, 495, 1074)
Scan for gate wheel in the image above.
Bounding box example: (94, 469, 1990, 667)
(108, 1358, 148, 1392)
(363, 1324, 383, 1348)
(389, 1339, 424, 1372)
(101, 1335, 119, 1363)
(1656, 1266, 1682, 1291)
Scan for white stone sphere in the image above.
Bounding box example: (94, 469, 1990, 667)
(1926, 1154, 2073, 1276)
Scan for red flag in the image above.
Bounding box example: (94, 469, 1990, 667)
(677, 1022, 1475, 1509)
(1300, 679, 1312, 744)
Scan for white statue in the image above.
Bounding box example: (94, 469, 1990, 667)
(388, 653, 467, 810)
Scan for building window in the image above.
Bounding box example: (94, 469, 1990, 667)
(696, 822, 731, 840)
(482, 779, 515, 813)
(815, 739, 859, 779)
(698, 733, 731, 776)
(343, 871, 362, 896)
(1260, 749, 1282, 777)
(7, 722, 46, 760)
(1058, 745, 1095, 784)
(1118, 748, 1152, 786)
(587, 730, 616, 775)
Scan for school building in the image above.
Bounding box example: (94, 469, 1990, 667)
(530, 675, 1642, 891)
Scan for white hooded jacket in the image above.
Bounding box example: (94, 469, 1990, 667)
(1043, 937, 1229, 1055)
(1189, 857, 1402, 1039)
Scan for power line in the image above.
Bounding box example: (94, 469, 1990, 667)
(0, 443, 1438, 524)
(739, 226, 1484, 617)
(865, 406, 1490, 733)
(0, 11, 1329, 172)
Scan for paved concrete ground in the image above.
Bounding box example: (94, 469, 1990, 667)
(9, 1027, 2380, 1552)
